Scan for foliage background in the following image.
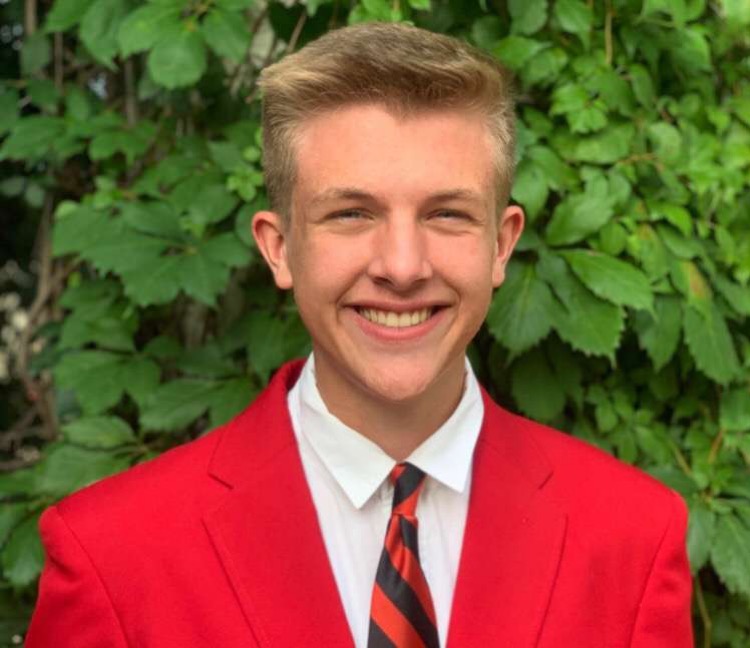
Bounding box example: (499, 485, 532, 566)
(1, 0, 749, 644)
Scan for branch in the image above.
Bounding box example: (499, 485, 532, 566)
(14, 195, 72, 441)
(24, 0, 37, 37)
(286, 12, 307, 54)
(124, 58, 138, 126)
(54, 33, 64, 91)
(605, 0, 614, 66)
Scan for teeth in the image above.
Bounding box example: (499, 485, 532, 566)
(359, 307, 433, 328)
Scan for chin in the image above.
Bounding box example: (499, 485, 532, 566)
(361, 366, 441, 404)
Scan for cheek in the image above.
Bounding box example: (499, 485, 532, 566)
(432, 235, 496, 287)
(291, 237, 366, 308)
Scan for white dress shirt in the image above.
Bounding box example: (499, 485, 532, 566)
(287, 354, 484, 648)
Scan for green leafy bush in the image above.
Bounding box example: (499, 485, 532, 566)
(1, 0, 748, 644)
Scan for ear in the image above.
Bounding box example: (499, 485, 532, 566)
(491, 204, 525, 287)
(252, 210, 294, 289)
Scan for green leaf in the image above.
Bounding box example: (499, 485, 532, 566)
(634, 296, 682, 370)
(538, 254, 624, 359)
(35, 443, 130, 496)
(509, 0, 548, 35)
(247, 312, 293, 382)
(179, 245, 232, 306)
(201, 8, 251, 62)
(63, 416, 136, 448)
(140, 380, 221, 430)
(546, 177, 615, 246)
(527, 145, 576, 190)
(186, 183, 239, 227)
(52, 204, 110, 256)
(687, 503, 715, 573)
(713, 274, 750, 317)
(0, 505, 26, 546)
(206, 377, 254, 426)
(629, 64, 655, 108)
(668, 27, 711, 73)
(471, 16, 503, 51)
(59, 301, 137, 351)
(147, 23, 207, 89)
(561, 124, 635, 164)
(648, 122, 683, 164)
(65, 86, 92, 121)
(487, 260, 555, 354)
(209, 141, 246, 172)
(0, 89, 19, 136)
(45, 0, 97, 31)
(722, 0, 750, 25)
(561, 249, 653, 311)
(27, 78, 59, 111)
(711, 514, 750, 598)
(117, 3, 182, 57)
(0, 116, 66, 161)
(1, 515, 44, 588)
(21, 31, 51, 75)
(683, 304, 739, 385)
(720, 388, 750, 432)
(120, 201, 183, 239)
(550, 84, 589, 118)
(554, 0, 592, 34)
(522, 47, 568, 85)
(54, 350, 126, 413)
(119, 254, 184, 305)
(511, 347, 566, 421)
(650, 202, 692, 236)
(54, 351, 158, 413)
(201, 232, 251, 266)
(80, 0, 129, 67)
(510, 159, 548, 219)
(492, 36, 547, 70)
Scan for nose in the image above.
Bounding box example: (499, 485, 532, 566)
(367, 215, 433, 291)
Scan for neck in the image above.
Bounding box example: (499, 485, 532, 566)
(312, 353, 466, 461)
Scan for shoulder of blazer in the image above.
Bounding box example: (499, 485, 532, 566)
(479, 392, 681, 538)
(53, 359, 307, 535)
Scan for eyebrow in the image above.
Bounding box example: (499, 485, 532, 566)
(308, 187, 486, 207)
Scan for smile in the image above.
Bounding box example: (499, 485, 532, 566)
(355, 307, 435, 328)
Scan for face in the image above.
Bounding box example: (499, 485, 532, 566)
(253, 103, 523, 407)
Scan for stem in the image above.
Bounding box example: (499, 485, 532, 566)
(24, 0, 37, 36)
(708, 426, 724, 464)
(605, 0, 613, 66)
(54, 33, 64, 91)
(124, 58, 138, 126)
(694, 576, 712, 648)
(287, 12, 307, 54)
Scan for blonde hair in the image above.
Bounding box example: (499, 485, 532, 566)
(257, 22, 517, 222)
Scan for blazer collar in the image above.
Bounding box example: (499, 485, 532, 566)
(204, 361, 566, 648)
(447, 390, 567, 647)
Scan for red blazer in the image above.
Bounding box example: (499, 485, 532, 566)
(26, 360, 693, 647)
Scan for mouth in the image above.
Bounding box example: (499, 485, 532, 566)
(353, 306, 442, 329)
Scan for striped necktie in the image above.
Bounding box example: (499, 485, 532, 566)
(368, 462, 440, 648)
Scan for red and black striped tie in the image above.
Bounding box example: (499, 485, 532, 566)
(368, 462, 440, 648)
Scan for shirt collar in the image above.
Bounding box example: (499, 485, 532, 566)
(296, 353, 484, 509)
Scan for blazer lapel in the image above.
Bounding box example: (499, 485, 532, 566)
(203, 361, 354, 648)
(447, 393, 567, 648)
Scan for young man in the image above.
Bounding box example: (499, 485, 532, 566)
(26, 22, 693, 648)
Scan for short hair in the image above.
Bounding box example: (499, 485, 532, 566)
(257, 22, 517, 223)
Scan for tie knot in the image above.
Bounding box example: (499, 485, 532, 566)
(389, 462, 426, 516)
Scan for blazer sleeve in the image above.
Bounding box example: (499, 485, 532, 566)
(629, 491, 694, 648)
(25, 505, 129, 648)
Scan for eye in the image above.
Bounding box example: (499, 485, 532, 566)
(330, 209, 367, 220)
(432, 210, 470, 220)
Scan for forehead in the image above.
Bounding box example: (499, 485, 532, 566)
(292, 104, 496, 206)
